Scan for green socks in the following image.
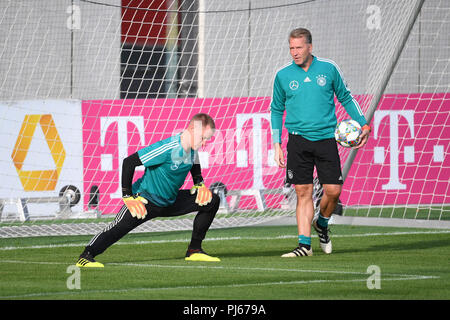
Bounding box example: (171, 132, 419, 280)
(317, 213, 329, 229)
(298, 235, 311, 250)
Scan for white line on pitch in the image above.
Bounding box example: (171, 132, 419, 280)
(0, 259, 439, 280)
(1, 229, 449, 251)
(107, 262, 438, 280)
(0, 275, 439, 300)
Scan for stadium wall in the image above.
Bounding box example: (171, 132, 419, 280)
(200, 0, 449, 97)
(0, 0, 448, 101)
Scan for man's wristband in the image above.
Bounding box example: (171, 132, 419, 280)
(123, 193, 140, 199)
(122, 187, 133, 198)
(362, 124, 371, 133)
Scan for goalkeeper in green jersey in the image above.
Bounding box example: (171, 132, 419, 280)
(270, 28, 371, 257)
(76, 113, 221, 267)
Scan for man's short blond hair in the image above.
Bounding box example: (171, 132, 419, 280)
(289, 28, 312, 44)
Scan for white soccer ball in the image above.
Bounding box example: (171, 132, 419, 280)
(335, 119, 362, 148)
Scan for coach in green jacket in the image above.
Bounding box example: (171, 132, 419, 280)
(271, 28, 371, 258)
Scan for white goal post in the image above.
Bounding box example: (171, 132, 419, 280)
(0, 0, 448, 238)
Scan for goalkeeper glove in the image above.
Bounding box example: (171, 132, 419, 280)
(122, 194, 148, 219)
(190, 182, 212, 206)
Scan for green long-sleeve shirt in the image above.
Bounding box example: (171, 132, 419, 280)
(133, 134, 196, 207)
(270, 56, 367, 143)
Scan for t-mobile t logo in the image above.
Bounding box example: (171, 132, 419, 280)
(373, 110, 414, 190)
(236, 113, 276, 190)
(373, 109, 445, 190)
(100, 116, 145, 198)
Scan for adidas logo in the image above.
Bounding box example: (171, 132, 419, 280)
(338, 176, 343, 181)
(77, 258, 89, 266)
(304, 77, 311, 82)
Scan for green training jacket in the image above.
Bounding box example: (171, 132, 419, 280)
(270, 56, 367, 143)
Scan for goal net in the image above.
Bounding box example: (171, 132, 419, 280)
(0, 0, 448, 238)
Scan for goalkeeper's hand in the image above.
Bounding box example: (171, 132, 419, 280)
(122, 195, 148, 219)
(190, 182, 212, 206)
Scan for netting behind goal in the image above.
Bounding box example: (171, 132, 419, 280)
(0, 0, 448, 237)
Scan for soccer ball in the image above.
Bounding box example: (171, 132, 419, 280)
(335, 119, 362, 148)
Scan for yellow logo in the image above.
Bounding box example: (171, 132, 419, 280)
(11, 114, 66, 191)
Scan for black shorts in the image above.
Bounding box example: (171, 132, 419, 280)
(286, 134, 343, 185)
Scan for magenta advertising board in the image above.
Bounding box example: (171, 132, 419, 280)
(344, 93, 449, 206)
(82, 93, 449, 214)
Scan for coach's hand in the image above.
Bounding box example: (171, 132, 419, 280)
(355, 125, 371, 149)
(274, 143, 286, 168)
(190, 182, 212, 206)
(123, 195, 148, 219)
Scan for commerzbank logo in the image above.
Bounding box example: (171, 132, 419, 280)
(11, 114, 66, 191)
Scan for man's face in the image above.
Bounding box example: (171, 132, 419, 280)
(289, 36, 312, 67)
(190, 121, 214, 150)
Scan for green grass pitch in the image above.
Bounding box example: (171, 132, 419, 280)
(0, 224, 449, 300)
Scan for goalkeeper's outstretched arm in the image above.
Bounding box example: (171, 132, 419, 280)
(189, 160, 212, 206)
(190, 163, 204, 185)
(121, 152, 142, 197)
(121, 153, 148, 219)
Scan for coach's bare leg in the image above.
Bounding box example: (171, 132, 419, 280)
(294, 184, 314, 236)
(320, 184, 342, 218)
